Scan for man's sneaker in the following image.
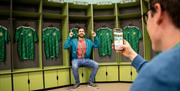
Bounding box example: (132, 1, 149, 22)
(72, 83, 80, 89)
(88, 82, 97, 87)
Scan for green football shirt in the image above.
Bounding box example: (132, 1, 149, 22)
(0, 25, 10, 62)
(123, 26, 142, 53)
(96, 27, 113, 57)
(43, 27, 61, 59)
(15, 26, 38, 60)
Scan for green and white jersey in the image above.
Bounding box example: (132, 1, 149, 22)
(15, 26, 38, 61)
(43, 27, 61, 59)
(70, 27, 78, 39)
(123, 26, 142, 53)
(0, 25, 10, 62)
(96, 27, 113, 57)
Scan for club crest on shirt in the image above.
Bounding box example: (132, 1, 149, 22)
(53, 33, 56, 36)
(0, 32, 3, 36)
(133, 32, 136, 35)
(28, 33, 32, 36)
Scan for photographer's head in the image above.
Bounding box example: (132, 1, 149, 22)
(146, 0, 180, 51)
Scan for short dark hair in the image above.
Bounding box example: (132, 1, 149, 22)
(150, 0, 180, 28)
(77, 26, 85, 32)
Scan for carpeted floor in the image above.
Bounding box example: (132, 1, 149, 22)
(47, 83, 131, 91)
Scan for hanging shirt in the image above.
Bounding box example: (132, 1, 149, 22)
(96, 27, 113, 57)
(77, 39, 86, 59)
(0, 25, 10, 62)
(123, 26, 142, 53)
(43, 27, 61, 59)
(15, 26, 38, 61)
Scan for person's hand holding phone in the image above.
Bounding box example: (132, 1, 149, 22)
(113, 28, 123, 51)
(116, 40, 137, 61)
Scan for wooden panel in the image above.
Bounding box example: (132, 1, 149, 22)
(107, 66, 118, 81)
(132, 67, 138, 81)
(119, 66, 132, 81)
(58, 69, 70, 86)
(95, 66, 106, 82)
(44, 70, 58, 88)
(0, 75, 12, 91)
(29, 72, 43, 90)
(13, 73, 29, 91)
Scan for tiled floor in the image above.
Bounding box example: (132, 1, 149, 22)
(47, 83, 131, 91)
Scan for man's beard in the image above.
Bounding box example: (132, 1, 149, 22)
(78, 34, 85, 38)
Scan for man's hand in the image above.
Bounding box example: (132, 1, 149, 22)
(92, 31, 96, 37)
(69, 32, 73, 37)
(115, 40, 138, 61)
(112, 43, 115, 49)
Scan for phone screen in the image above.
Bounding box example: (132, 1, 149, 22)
(113, 28, 123, 51)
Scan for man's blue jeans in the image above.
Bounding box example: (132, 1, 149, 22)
(72, 58, 99, 84)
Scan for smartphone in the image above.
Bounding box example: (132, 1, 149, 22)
(113, 28, 123, 51)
